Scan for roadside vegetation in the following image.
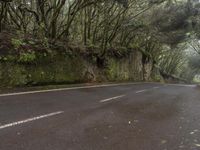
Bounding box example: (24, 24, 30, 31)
(1, 0, 200, 87)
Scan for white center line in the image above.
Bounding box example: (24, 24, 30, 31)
(100, 95, 125, 103)
(166, 84, 196, 87)
(0, 82, 146, 97)
(153, 87, 160, 89)
(136, 86, 161, 94)
(135, 89, 148, 94)
(0, 111, 64, 130)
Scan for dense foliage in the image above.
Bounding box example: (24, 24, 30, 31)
(1, 0, 200, 82)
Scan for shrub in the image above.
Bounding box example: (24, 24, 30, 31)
(18, 52, 36, 63)
(11, 38, 25, 49)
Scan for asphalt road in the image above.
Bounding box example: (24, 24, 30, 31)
(0, 83, 200, 150)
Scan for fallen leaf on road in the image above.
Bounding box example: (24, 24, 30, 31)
(190, 132, 195, 135)
(195, 144, 200, 147)
(161, 140, 167, 144)
(179, 145, 184, 148)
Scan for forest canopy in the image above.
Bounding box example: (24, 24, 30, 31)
(1, 0, 200, 82)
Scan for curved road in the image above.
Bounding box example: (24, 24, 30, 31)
(0, 83, 200, 150)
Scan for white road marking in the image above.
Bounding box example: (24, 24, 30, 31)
(153, 87, 160, 89)
(136, 87, 160, 94)
(100, 95, 125, 103)
(0, 82, 147, 97)
(0, 82, 195, 98)
(135, 89, 148, 94)
(0, 111, 64, 130)
(165, 84, 196, 87)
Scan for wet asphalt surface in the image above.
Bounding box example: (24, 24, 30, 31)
(0, 83, 200, 150)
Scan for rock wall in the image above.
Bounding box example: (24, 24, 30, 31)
(106, 51, 144, 81)
(0, 51, 160, 88)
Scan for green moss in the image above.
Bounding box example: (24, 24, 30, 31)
(23, 55, 85, 86)
(11, 38, 25, 49)
(18, 52, 36, 63)
(0, 51, 158, 88)
(0, 63, 28, 87)
(106, 59, 119, 81)
(106, 58, 130, 81)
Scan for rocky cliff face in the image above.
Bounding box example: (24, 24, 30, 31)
(0, 51, 161, 88)
(0, 31, 163, 88)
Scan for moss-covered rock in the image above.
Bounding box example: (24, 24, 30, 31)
(0, 63, 27, 87)
(0, 50, 162, 88)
